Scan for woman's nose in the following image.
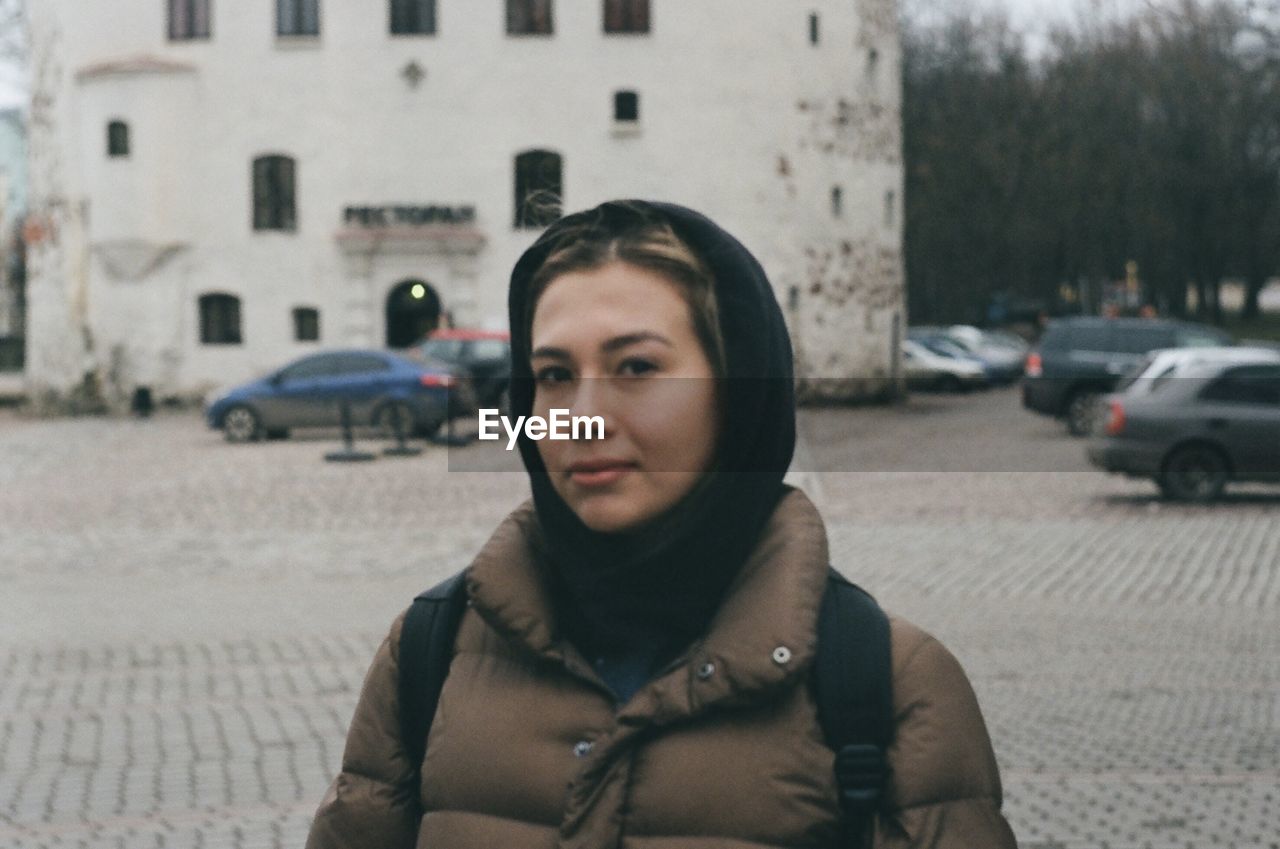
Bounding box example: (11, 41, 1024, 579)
(567, 378, 615, 440)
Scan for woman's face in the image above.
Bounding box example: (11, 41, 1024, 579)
(530, 261, 720, 534)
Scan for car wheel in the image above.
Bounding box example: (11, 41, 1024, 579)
(375, 400, 416, 439)
(1065, 391, 1101, 437)
(1159, 445, 1228, 502)
(223, 405, 262, 443)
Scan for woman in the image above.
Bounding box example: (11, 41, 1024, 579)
(306, 200, 1017, 848)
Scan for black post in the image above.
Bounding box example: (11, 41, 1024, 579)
(383, 402, 422, 457)
(324, 399, 376, 462)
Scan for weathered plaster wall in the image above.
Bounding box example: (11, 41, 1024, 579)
(25, 0, 904, 407)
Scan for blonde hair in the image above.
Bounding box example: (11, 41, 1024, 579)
(526, 202, 727, 376)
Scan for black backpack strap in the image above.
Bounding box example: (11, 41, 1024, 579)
(814, 569, 894, 849)
(398, 570, 470, 790)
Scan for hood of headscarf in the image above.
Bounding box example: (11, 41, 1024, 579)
(506, 200, 796, 657)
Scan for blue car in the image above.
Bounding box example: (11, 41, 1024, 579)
(204, 349, 472, 443)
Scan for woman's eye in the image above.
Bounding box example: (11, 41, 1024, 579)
(534, 365, 572, 385)
(618, 358, 658, 377)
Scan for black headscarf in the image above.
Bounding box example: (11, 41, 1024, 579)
(507, 200, 796, 658)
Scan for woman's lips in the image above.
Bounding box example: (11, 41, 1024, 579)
(566, 461, 636, 487)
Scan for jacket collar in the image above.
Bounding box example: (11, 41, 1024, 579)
(465, 487, 831, 723)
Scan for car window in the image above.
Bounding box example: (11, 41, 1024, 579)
(1115, 353, 1158, 391)
(471, 339, 509, 360)
(422, 339, 465, 362)
(1147, 363, 1184, 394)
(1177, 328, 1229, 348)
(1039, 327, 1070, 352)
(1200, 364, 1280, 405)
(336, 353, 391, 375)
(280, 354, 344, 380)
(1069, 325, 1111, 352)
(1113, 326, 1173, 355)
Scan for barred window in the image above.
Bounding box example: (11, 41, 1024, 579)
(199, 294, 242, 345)
(293, 307, 321, 341)
(514, 150, 562, 228)
(604, 0, 648, 33)
(614, 90, 639, 122)
(168, 0, 211, 39)
(507, 0, 553, 35)
(253, 155, 297, 232)
(390, 0, 436, 34)
(277, 0, 320, 36)
(107, 121, 130, 158)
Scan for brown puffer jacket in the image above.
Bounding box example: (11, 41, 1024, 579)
(306, 490, 1018, 849)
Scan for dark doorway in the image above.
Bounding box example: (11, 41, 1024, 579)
(385, 279, 441, 348)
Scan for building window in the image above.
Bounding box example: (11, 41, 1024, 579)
(390, 0, 435, 34)
(253, 155, 297, 231)
(169, 0, 211, 40)
(604, 0, 649, 33)
(107, 121, 130, 158)
(199, 294, 242, 345)
(293, 307, 320, 341)
(832, 186, 843, 218)
(614, 90, 639, 122)
(277, 0, 320, 36)
(514, 150, 562, 228)
(809, 13, 819, 45)
(507, 0, 553, 35)
(885, 190, 896, 228)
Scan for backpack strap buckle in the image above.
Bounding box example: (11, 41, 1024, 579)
(834, 743, 886, 814)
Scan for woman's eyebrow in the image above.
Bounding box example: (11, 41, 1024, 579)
(602, 332, 674, 353)
(529, 345, 572, 361)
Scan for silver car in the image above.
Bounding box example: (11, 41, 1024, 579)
(1088, 357, 1280, 500)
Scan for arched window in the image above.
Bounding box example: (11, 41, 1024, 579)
(293, 307, 321, 341)
(507, 0, 552, 35)
(390, 0, 435, 34)
(107, 121, 130, 158)
(199, 294, 242, 344)
(604, 0, 649, 33)
(514, 150, 562, 228)
(168, 0, 211, 40)
(614, 90, 639, 122)
(277, 0, 320, 36)
(253, 155, 297, 232)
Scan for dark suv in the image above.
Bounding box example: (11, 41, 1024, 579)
(415, 329, 511, 410)
(1022, 317, 1231, 435)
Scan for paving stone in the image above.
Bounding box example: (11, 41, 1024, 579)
(2, 391, 1277, 847)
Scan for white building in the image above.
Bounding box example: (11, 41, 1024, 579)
(24, 0, 904, 408)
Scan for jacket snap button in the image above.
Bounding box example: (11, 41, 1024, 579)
(573, 740, 594, 758)
(772, 646, 792, 665)
(697, 662, 716, 680)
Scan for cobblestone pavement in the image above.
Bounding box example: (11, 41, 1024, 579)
(1, 388, 1277, 848)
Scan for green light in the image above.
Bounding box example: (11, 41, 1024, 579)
(411, 284, 426, 300)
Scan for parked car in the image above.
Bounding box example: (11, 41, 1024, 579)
(909, 325, 1026, 384)
(414, 329, 511, 410)
(1088, 357, 1280, 500)
(1022, 317, 1231, 436)
(902, 339, 988, 391)
(204, 349, 473, 443)
(1115, 346, 1280, 397)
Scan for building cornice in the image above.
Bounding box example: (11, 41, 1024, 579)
(76, 55, 198, 83)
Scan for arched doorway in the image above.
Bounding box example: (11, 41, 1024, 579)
(385, 279, 441, 348)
